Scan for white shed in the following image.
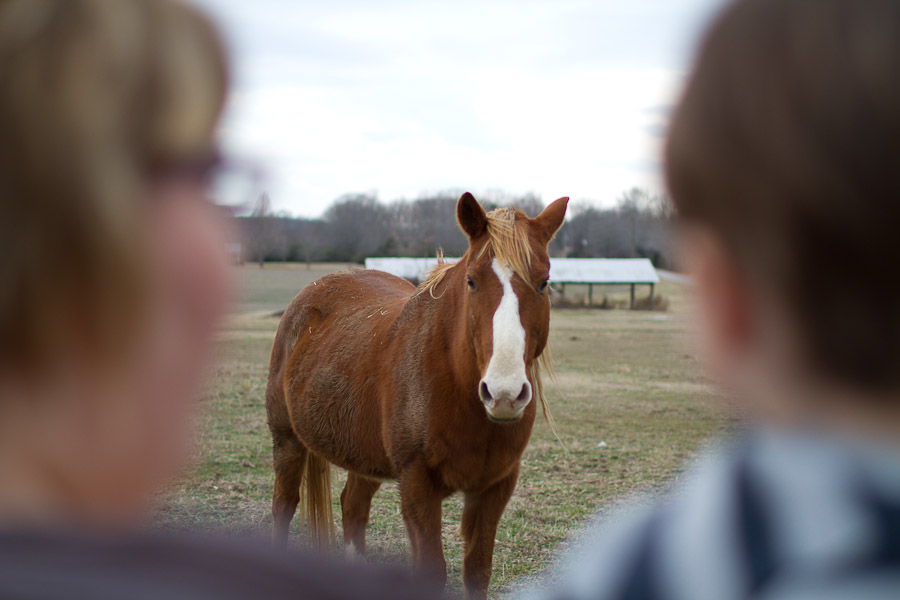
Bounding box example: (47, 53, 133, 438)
(549, 258, 659, 308)
(364, 257, 457, 281)
(366, 257, 661, 309)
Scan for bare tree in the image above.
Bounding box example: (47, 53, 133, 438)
(322, 194, 393, 262)
(398, 195, 466, 257)
(233, 187, 676, 268)
(651, 190, 677, 220)
(617, 188, 653, 258)
(249, 193, 274, 268)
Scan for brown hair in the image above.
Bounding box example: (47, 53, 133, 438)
(666, 0, 900, 392)
(0, 0, 228, 374)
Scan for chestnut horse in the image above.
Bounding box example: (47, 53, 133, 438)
(265, 192, 567, 598)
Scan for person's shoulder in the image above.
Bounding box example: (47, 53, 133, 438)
(0, 528, 442, 600)
(524, 430, 900, 600)
(527, 435, 750, 600)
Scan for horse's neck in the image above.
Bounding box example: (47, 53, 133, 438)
(401, 265, 478, 390)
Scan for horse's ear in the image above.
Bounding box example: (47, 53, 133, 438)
(457, 192, 488, 239)
(533, 196, 568, 243)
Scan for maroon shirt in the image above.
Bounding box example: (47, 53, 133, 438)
(0, 529, 446, 600)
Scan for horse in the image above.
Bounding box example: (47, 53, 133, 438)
(265, 192, 568, 599)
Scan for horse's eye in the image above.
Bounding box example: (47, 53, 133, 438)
(467, 276, 476, 290)
(538, 278, 549, 292)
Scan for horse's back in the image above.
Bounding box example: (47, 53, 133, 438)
(292, 269, 415, 313)
(272, 269, 413, 364)
(267, 269, 415, 478)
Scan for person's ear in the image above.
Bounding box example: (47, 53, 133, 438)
(532, 197, 569, 244)
(457, 192, 487, 239)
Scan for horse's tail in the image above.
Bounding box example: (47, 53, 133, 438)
(302, 452, 335, 549)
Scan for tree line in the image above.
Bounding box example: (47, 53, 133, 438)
(238, 188, 675, 268)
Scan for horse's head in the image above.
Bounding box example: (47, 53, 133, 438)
(456, 192, 568, 423)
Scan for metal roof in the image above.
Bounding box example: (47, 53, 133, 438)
(365, 257, 659, 284)
(656, 269, 694, 285)
(548, 258, 659, 284)
(364, 257, 457, 280)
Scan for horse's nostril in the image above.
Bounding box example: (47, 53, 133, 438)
(479, 381, 492, 402)
(517, 383, 530, 402)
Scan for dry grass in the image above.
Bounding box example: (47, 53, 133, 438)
(153, 263, 729, 598)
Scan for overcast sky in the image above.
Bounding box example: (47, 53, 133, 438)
(193, 0, 728, 217)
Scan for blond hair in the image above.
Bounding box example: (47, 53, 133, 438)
(0, 0, 228, 374)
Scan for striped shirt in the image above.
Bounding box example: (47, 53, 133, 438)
(525, 429, 900, 600)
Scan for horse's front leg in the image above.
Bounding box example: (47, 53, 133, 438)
(460, 466, 520, 600)
(398, 460, 450, 589)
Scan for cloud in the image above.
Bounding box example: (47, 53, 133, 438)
(641, 104, 675, 116)
(194, 0, 726, 216)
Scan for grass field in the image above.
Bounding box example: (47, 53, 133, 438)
(154, 262, 729, 598)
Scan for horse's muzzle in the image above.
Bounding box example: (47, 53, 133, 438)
(479, 379, 532, 422)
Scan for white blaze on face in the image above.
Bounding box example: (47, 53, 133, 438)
(481, 258, 531, 417)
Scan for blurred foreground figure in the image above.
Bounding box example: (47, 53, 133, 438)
(526, 0, 900, 599)
(0, 1, 437, 598)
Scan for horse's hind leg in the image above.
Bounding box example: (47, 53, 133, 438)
(340, 473, 381, 559)
(271, 430, 308, 549)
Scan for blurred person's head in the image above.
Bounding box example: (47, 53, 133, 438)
(666, 0, 900, 428)
(0, 0, 231, 525)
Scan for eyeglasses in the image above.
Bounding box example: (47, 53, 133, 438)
(151, 150, 268, 211)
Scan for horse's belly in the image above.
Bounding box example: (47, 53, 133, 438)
(274, 270, 413, 480)
(288, 365, 394, 479)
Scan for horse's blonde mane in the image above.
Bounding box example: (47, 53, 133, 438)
(417, 207, 537, 298)
(417, 248, 456, 299)
(479, 207, 536, 289)
(415, 207, 558, 434)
